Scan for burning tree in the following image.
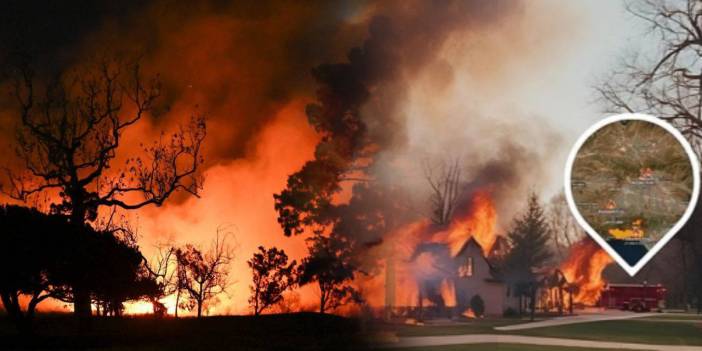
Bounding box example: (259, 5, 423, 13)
(248, 246, 297, 315)
(2, 58, 206, 317)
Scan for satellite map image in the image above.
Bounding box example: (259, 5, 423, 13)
(570, 119, 695, 265)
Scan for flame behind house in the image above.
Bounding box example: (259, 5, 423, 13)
(381, 190, 498, 310)
(433, 191, 497, 257)
(560, 239, 614, 305)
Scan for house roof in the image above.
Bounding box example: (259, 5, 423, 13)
(454, 236, 483, 257)
(454, 236, 503, 282)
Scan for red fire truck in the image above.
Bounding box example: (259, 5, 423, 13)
(599, 283, 666, 312)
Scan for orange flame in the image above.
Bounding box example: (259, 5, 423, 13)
(560, 239, 613, 305)
(462, 307, 476, 318)
(440, 279, 456, 307)
(376, 191, 498, 309)
(434, 191, 497, 256)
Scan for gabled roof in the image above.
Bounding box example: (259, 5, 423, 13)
(454, 236, 502, 282)
(454, 236, 483, 257)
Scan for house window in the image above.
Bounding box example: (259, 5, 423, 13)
(458, 256, 473, 277)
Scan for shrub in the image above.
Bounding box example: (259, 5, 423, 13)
(470, 294, 485, 317)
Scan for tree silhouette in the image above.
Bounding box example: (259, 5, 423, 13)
(2, 58, 206, 317)
(87, 232, 158, 317)
(248, 246, 297, 315)
(0, 205, 68, 331)
(143, 245, 177, 317)
(0, 205, 159, 330)
(299, 234, 362, 314)
(175, 231, 233, 318)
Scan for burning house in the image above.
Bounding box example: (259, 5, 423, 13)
(381, 189, 623, 320)
(381, 191, 521, 319)
(403, 236, 514, 319)
(453, 237, 512, 316)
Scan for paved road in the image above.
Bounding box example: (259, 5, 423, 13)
(383, 334, 702, 350)
(495, 310, 658, 331)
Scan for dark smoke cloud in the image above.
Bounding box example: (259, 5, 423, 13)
(0, 0, 372, 166)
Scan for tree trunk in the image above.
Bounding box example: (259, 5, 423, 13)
(175, 289, 180, 318)
(319, 293, 326, 314)
(529, 287, 536, 322)
(70, 202, 93, 319)
(1, 292, 22, 326)
(197, 298, 203, 318)
(319, 283, 327, 314)
(73, 287, 92, 318)
(254, 288, 260, 316)
(681, 240, 689, 310)
(518, 294, 523, 317)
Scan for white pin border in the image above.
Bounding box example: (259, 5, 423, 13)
(564, 113, 701, 276)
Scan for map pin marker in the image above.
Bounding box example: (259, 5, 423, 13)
(565, 113, 700, 276)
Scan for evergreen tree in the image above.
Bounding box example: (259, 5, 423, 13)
(503, 192, 552, 320)
(505, 192, 553, 278)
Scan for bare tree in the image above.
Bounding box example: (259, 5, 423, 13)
(596, 0, 702, 309)
(1, 58, 206, 317)
(422, 158, 462, 226)
(175, 228, 234, 318)
(547, 192, 584, 260)
(597, 0, 702, 150)
(144, 245, 177, 316)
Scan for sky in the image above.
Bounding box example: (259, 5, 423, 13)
(0, 0, 656, 315)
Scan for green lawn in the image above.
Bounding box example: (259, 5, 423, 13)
(643, 313, 702, 321)
(515, 319, 702, 346)
(378, 316, 702, 347)
(379, 343, 644, 351)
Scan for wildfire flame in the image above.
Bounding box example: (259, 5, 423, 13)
(433, 191, 497, 256)
(560, 239, 613, 305)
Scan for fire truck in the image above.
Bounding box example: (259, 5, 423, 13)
(599, 283, 666, 312)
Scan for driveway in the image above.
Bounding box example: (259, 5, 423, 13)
(383, 334, 702, 350)
(495, 310, 658, 331)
